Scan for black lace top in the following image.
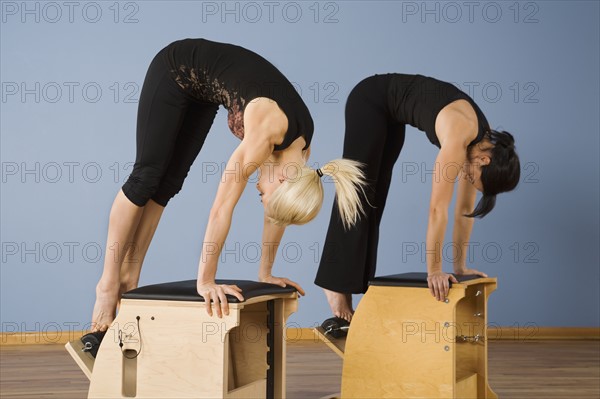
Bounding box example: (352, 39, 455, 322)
(160, 38, 313, 151)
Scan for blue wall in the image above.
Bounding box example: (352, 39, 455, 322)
(1, 1, 598, 334)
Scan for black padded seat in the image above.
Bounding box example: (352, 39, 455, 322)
(370, 272, 483, 288)
(122, 279, 297, 303)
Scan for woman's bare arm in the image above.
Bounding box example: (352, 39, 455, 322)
(452, 164, 489, 278)
(257, 216, 306, 294)
(196, 98, 287, 317)
(426, 139, 466, 282)
(427, 103, 478, 300)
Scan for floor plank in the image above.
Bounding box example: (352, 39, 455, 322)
(0, 340, 598, 398)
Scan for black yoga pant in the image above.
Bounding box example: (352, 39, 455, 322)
(315, 75, 406, 294)
(122, 48, 218, 207)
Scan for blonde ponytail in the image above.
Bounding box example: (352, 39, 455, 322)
(265, 159, 367, 230)
(322, 159, 368, 229)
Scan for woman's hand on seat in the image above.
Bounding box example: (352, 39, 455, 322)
(427, 271, 458, 302)
(196, 281, 244, 317)
(454, 267, 488, 278)
(259, 275, 305, 296)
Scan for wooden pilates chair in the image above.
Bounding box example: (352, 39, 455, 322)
(315, 272, 498, 398)
(66, 279, 298, 398)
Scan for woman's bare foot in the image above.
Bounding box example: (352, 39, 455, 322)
(323, 289, 354, 322)
(91, 283, 120, 332)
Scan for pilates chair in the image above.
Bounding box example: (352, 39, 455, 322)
(66, 279, 298, 398)
(315, 272, 498, 399)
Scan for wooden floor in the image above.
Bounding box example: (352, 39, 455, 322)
(1, 340, 598, 398)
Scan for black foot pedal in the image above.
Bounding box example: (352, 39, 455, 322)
(321, 317, 350, 339)
(81, 331, 106, 358)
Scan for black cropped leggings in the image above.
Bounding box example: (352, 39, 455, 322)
(122, 49, 219, 207)
(315, 75, 406, 293)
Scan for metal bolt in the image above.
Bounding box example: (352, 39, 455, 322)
(444, 346, 450, 351)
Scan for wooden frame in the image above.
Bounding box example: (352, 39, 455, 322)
(316, 277, 498, 398)
(66, 293, 297, 399)
(342, 278, 497, 398)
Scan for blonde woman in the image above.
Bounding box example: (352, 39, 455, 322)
(91, 38, 366, 330)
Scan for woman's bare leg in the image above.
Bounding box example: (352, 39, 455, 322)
(118, 199, 165, 297)
(323, 289, 354, 322)
(91, 190, 144, 332)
